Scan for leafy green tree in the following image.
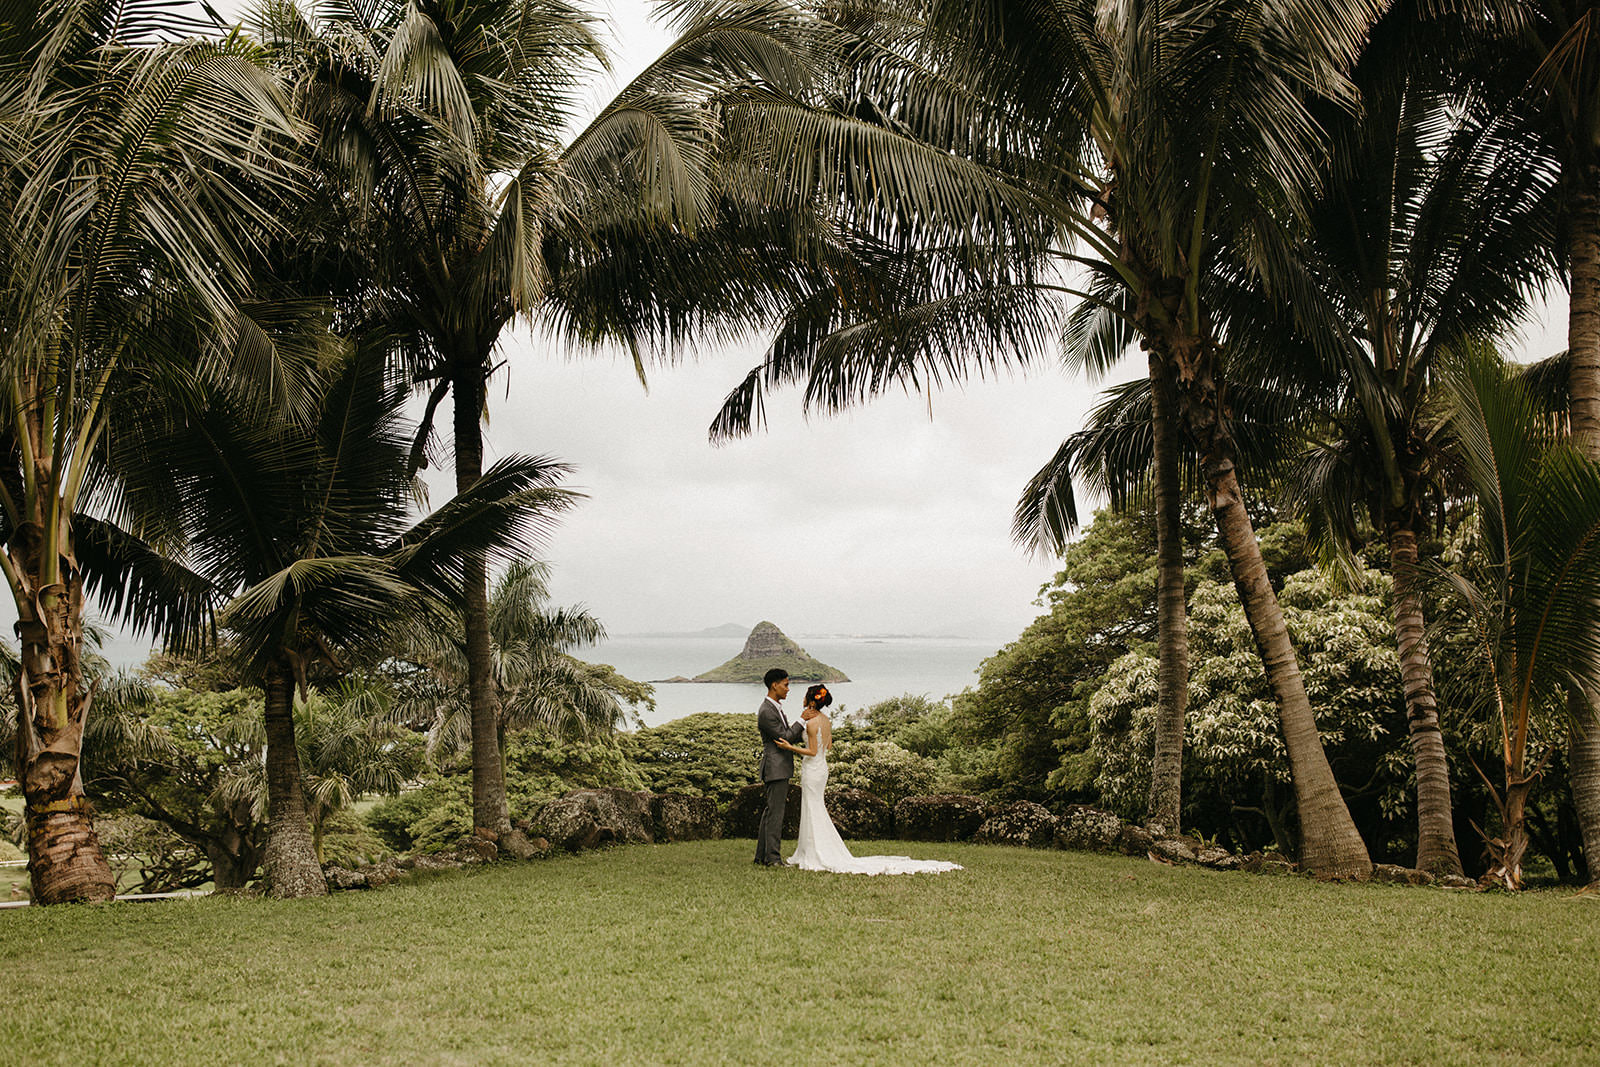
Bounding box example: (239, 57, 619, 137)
(952, 505, 1195, 803)
(1091, 564, 1411, 856)
(0, 0, 300, 904)
(86, 687, 268, 891)
(844, 694, 946, 738)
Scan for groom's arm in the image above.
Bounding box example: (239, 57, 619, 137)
(785, 719, 806, 743)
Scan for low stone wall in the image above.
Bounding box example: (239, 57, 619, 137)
(325, 787, 1480, 892)
(724, 782, 802, 839)
(974, 801, 1056, 848)
(826, 789, 893, 839)
(894, 794, 989, 842)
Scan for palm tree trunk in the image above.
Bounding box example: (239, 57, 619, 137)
(1168, 337, 1371, 879)
(451, 355, 512, 837)
(1483, 778, 1535, 891)
(1145, 350, 1188, 834)
(1388, 521, 1463, 876)
(1565, 176, 1600, 887)
(10, 531, 115, 905)
(261, 663, 326, 898)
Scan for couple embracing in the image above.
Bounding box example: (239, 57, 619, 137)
(753, 668, 961, 876)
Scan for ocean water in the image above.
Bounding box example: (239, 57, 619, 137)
(592, 635, 1000, 728)
(91, 631, 1003, 730)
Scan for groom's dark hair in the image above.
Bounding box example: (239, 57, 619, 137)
(763, 668, 789, 689)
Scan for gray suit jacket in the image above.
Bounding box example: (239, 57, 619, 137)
(757, 697, 807, 783)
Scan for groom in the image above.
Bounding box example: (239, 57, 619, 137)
(754, 668, 806, 866)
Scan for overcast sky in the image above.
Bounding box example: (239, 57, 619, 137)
(159, 3, 1578, 643)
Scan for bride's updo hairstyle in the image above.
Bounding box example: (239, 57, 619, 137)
(805, 684, 833, 710)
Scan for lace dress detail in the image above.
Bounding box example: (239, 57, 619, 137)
(787, 751, 961, 876)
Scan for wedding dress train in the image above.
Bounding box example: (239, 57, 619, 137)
(787, 752, 961, 875)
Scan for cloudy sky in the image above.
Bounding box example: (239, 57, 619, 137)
(140, 3, 1580, 645)
(477, 10, 1104, 640)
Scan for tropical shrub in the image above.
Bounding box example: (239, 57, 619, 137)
(368, 731, 643, 853)
(504, 734, 644, 801)
(828, 740, 941, 807)
(317, 809, 391, 868)
(619, 712, 762, 803)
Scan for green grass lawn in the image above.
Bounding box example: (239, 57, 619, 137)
(2, 840, 1596, 1066)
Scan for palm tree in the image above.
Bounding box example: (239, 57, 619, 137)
(1015, 369, 1307, 834)
(398, 560, 650, 774)
(249, 681, 423, 865)
(1487, 1, 1600, 886)
(250, 0, 834, 844)
(0, 0, 302, 903)
(1254, 16, 1559, 875)
(707, 0, 1385, 876)
(142, 345, 577, 896)
(1437, 350, 1600, 889)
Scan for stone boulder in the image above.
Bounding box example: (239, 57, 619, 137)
(651, 794, 722, 842)
(824, 788, 893, 839)
(1196, 846, 1242, 871)
(403, 852, 464, 872)
(1372, 863, 1434, 887)
(1239, 852, 1297, 876)
(894, 794, 989, 842)
(496, 828, 546, 861)
(323, 859, 402, 891)
(975, 801, 1057, 848)
(534, 788, 656, 852)
(1054, 805, 1128, 853)
(1149, 837, 1198, 865)
(724, 782, 801, 839)
(458, 835, 499, 863)
(1116, 824, 1156, 856)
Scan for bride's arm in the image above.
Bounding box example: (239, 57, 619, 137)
(783, 718, 821, 757)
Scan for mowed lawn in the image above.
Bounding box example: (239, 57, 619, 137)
(2, 840, 1596, 1066)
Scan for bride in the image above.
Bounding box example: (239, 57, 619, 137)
(777, 685, 961, 876)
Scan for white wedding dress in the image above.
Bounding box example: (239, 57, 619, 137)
(787, 748, 962, 876)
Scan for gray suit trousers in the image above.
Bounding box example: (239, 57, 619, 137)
(756, 778, 790, 865)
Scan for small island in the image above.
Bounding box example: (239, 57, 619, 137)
(689, 621, 850, 683)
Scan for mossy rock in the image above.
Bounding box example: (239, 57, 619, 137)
(894, 794, 989, 842)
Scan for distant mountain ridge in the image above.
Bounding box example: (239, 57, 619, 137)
(621, 622, 749, 639)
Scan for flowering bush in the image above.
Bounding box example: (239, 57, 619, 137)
(827, 740, 941, 807)
(1088, 567, 1410, 852)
